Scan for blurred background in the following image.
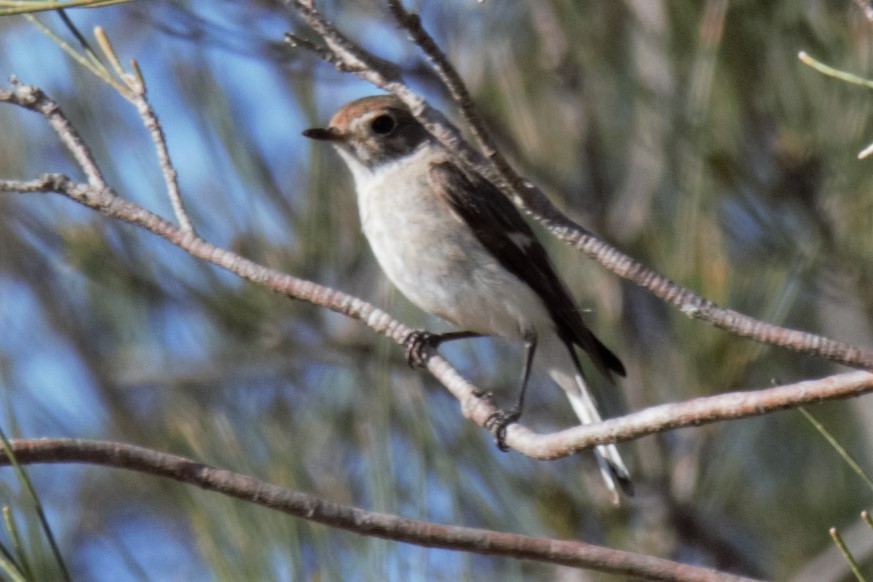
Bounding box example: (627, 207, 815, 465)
(1, 0, 873, 579)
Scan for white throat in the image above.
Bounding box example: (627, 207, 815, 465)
(334, 141, 433, 193)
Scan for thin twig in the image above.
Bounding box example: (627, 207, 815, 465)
(130, 91, 196, 233)
(2, 81, 107, 188)
(798, 51, 873, 90)
(284, 33, 355, 72)
(286, 0, 403, 82)
(0, 173, 418, 348)
(0, 426, 70, 582)
(0, 438, 759, 582)
(829, 528, 865, 582)
(4, 67, 194, 234)
(384, 0, 513, 182)
(22, 15, 127, 94)
(92, 26, 196, 233)
(799, 407, 873, 494)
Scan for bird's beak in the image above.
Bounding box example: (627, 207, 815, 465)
(302, 127, 346, 142)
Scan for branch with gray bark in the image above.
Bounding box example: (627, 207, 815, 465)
(0, 437, 759, 582)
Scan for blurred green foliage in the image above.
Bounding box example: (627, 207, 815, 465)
(1, 0, 873, 579)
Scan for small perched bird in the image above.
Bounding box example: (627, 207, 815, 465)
(303, 95, 632, 499)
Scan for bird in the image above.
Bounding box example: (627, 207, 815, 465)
(303, 94, 632, 499)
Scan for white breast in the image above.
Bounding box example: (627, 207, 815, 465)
(342, 146, 553, 340)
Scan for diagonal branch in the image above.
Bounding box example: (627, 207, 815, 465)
(0, 172, 428, 373)
(0, 437, 760, 581)
(287, 1, 873, 372)
(384, 0, 510, 179)
(4, 78, 107, 188)
(6, 174, 873, 460)
(129, 85, 196, 234)
(0, 171, 489, 436)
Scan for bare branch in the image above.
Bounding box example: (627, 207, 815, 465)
(1, 81, 107, 188)
(129, 88, 196, 234)
(384, 0, 512, 181)
(500, 371, 873, 459)
(284, 33, 355, 72)
(0, 175, 412, 341)
(2, 74, 195, 234)
(0, 438, 759, 581)
(285, 0, 404, 82)
(286, 1, 873, 372)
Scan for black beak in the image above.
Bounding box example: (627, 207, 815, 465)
(302, 127, 345, 142)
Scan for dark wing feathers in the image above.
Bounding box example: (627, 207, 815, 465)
(427, 160, 625, 380)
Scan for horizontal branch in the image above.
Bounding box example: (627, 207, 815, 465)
(0, 438, 758, 581)
(499, 370, 873, 459)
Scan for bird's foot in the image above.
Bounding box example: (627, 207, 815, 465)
(404, 330, 435, 368)
(485, 407, 522, 452)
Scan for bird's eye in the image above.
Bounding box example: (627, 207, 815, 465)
(370, 114, 396, 135)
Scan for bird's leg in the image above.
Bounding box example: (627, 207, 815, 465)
(404, 330, 484, 368)
(486, 332, 537, 451)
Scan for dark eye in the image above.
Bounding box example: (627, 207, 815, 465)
(370, 114, 396, 135)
